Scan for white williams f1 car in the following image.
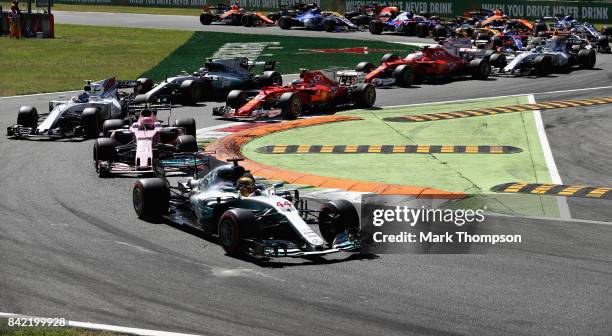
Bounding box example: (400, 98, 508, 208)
(7, 78, 135, 139)
(132, 159, 361, 259)
(496, 36, 596, 76)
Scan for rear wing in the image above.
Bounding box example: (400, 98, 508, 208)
(126, 95, 173, 117)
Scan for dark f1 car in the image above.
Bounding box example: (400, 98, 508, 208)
(94, 108, 206, 177)
(278, 5, 359, 32)
(367, 8, 447, 39)
(351, 42, 491, 87)
(213, 69, 376, 119)
(137, 58, 282, 105)
(199, 4, 274, 27)
(132, 159, 361, 259)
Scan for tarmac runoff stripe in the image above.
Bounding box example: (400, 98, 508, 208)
(491, 182, 612, 200)
(255, 145, 523, 154)
(383, 96, 612, 122)
(0, 312, 201, 336)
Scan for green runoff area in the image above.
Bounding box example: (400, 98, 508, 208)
(241, 96, 561, 217)
(0, 24, 415, 96)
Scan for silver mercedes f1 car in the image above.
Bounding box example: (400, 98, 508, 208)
(132, 159, 361, 259)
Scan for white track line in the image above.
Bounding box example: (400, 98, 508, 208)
(0, 312, 202, 336)
(380, 85, 612, 109)
(0, 90, 78, 100)
(529, 94, 571, 219)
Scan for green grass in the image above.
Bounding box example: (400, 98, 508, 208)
(242, 96, 560, 217)
(141, 31, 414, 78)
(0, 25, 414, 96)
(0, 24, 192, 96)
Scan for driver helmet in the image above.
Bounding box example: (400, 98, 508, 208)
(230, 4, 239, 11)
(455, 28, 465, 37)
(406, 11, 414, 19)
(494, 8, 503, 16)
(563, 15, 573, 22)
(291, 79, 301, 86)
(237, 176, 256, 197)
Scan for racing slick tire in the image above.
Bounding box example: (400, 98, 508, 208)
(93, 137, 117, 176)
(278, 16, 293, 30)
(260, 71, 283, 86)
(102, 119, 124, 137)
(344, 10, 359, 20)
(489, 53, 507, 68)
(351, 14, 369, 26)
(355, 61, 376, 73)
(578, 49, 596, 69)
(323, 19, 336, 32)
(135, 78, 154, 94)
(533, 55, 553, 76)
(602, 26, 612, 36)
(491, 36, 503, 48)
(318, 200, 359, 245)
(200, 12, 214, 25)
(180, 80, 203, 105)
(279, 92, 302, 120)
(241, 14, 256, 27)
(469, 59, 491, 80)
(351, 83, 376, 107)
(226, 90, 250, 109)
(368, 20, 383, 35)
(533, 21, 547, 36)
(432, 24, 447, 40)
(133, 178, 169, 220)
(381, 53, 400, 63)
(475, 32, 490, 42)
(416, 22, 429, 38)
(392, 65, 413, 87)
(173, 118, 197, 137)
(597, 36, 611, 53)
(218, 209, 257, 255)
(176, 135, 198, 153)
(17, 106, 38, 130)
(81, 107, 101, 138)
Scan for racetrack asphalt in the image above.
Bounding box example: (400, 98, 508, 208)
(1, 13, 612, 335)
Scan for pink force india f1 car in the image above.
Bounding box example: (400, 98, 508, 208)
(93, 107, 208, 178)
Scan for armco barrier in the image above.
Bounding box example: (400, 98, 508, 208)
(51, 0, 612, 23)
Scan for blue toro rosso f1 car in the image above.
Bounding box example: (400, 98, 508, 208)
(278, 5, 359, 32)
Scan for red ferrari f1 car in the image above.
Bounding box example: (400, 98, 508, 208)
(351, 42, 492, 87)
(212, 69, 376, 119)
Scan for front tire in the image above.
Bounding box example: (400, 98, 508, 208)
(355, 61, 375, 73)
(180, 80, 203, 105)
(318, 200, 359, 245)
(133, 178, 169, 220)
(200, 12, 213, 25)
(351, 83, 376, 107)
(279, 92, 302, 120)
(469, 59, 491, 79)
(226, 90, 249, 109)
(17, 106, 38, 130)
(218, 209, 257, 255)
(176, 135, 198, 153)
(278, 16, 293, 30)
(81, 107, 101, 138)
(323, 19, 336, 32)
(93, 137, 117, 175)
(173, 118, 196, 137)
(368, 20, 383, 35)
(102, 119, 124, 137)
(392, 64, 413, 87)
(578, 49, 596, 69)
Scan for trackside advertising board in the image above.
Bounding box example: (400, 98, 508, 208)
(52, 0, 612, 23)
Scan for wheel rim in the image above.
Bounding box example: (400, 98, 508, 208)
(291, 98, 301, 116)
(219, 219, 235, 247)
(366, 86, 376, 104)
